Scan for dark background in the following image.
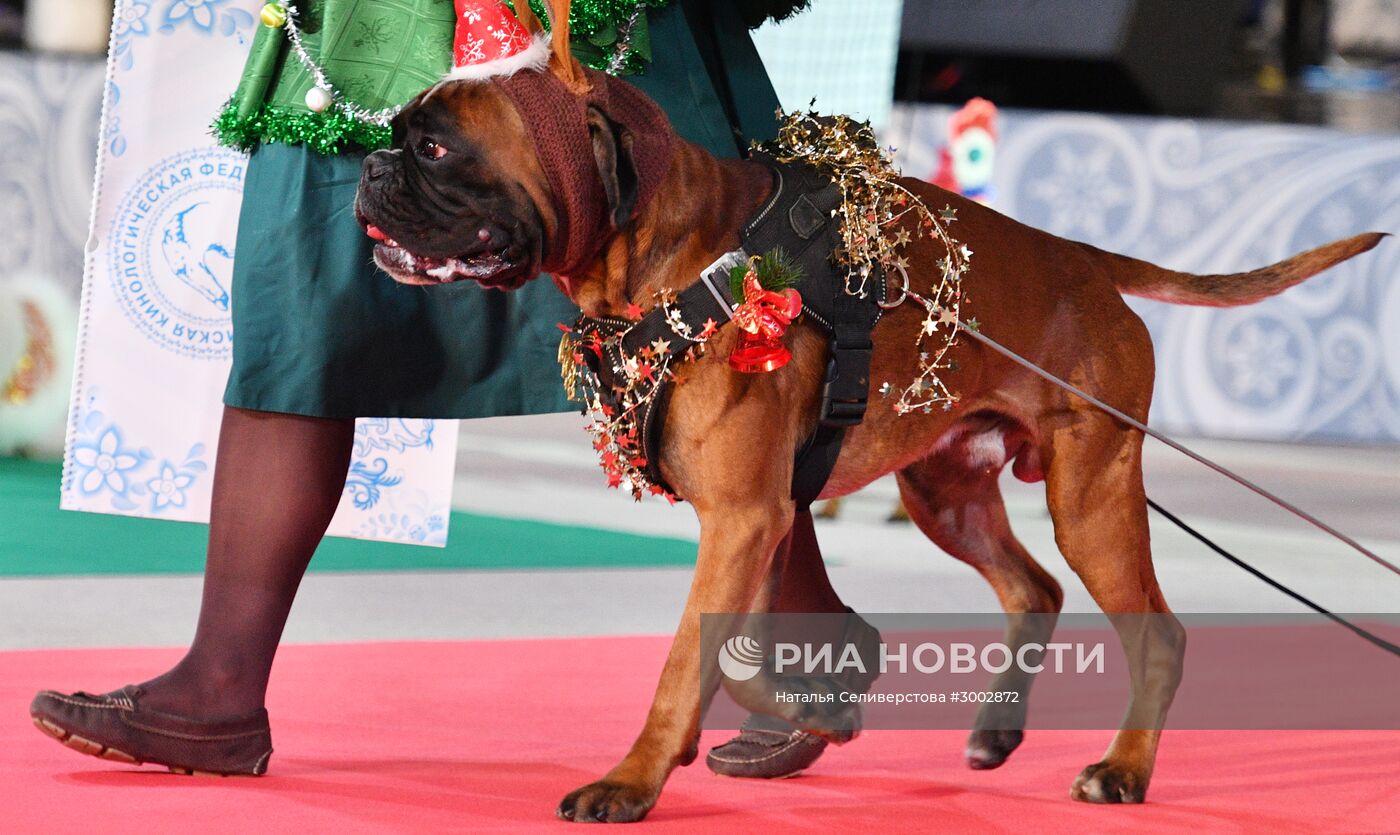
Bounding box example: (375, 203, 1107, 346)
(893, 0, 1396, 129)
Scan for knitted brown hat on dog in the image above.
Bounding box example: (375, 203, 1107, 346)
(494, 66, 674, 282)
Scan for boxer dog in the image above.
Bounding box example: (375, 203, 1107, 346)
(354, 3, 1384, 822)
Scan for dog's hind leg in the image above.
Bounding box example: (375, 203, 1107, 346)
(1042, 409, 1185, 804)
(896, 451, 1063, 770)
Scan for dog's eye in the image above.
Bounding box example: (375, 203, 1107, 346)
(417, 137, 448, 161)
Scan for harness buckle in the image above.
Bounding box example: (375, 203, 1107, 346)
(698, 249, 748, 319)
(819, 345, 872, 427)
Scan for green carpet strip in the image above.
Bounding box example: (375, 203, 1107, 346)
(0, 458, 696, 577)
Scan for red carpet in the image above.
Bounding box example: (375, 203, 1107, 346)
(3, 638, 1398, 834)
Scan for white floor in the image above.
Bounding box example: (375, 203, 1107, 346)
(3, 413, 1398, 651)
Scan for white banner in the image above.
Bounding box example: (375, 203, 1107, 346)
(61, 0, 459, 547)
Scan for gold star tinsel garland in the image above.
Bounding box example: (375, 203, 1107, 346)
(758, 109, 970, 416)
(558, 249, 805, 500)
(559, 285, 717, 503)
(560, 109, 972, 502)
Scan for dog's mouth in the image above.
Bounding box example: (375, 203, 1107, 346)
(365, 224, 533, 290)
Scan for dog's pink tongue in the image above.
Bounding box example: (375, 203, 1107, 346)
(366, 225, 401, 248)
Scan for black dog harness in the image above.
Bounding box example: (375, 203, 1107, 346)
(570, 154, 885, 508)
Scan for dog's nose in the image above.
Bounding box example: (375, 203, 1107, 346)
(363, 150, 397, 181)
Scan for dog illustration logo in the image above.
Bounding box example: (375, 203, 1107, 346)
(159, 202, 232, 311)
(717, 635, 765, 682)
(106, 147, 246, 360)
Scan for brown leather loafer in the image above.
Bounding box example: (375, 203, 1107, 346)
(706, 714, 828, 779)
(30, 685, 272, 776)
(708, 609, 881, 778)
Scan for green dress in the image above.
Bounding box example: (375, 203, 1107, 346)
(220, 0, 803, 419)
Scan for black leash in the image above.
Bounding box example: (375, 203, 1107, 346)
(956, 324, 1400, 659)
(1146, 498, 1400, 658)
(958, 325, 1400, 580)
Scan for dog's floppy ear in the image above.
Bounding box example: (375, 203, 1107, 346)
(541, 0, 591, 93)
(587, 105, 639, 230)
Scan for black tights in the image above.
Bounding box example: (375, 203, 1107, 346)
(138, 407, 354, 718)
(135, 406, 844, 718)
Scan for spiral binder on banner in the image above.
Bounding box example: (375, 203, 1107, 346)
(59, 0, 125, 508)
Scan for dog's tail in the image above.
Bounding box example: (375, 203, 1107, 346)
(1091, 232, 1387, 308)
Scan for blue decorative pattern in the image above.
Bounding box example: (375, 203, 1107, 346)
(888, 107, 1400, 443)
(146, 458, 201, 510)
(65, 390, 209, 514)
(340, 418, 438, 511)
(344, 458, 404, 510)
(341, 419, 449, 542)
(107, 0, 255, 156)
(70, 426, 146, 499)
(161, 0, 231, 33)
(354, 418, 436, 457)
(353, 510, 448, 545)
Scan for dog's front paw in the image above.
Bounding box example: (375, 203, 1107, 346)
(1070, 760, 1148, 804)
(557, 779, 658, 823)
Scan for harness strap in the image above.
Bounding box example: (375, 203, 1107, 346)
(620, 253, 743, 496)
(789, 302, 878, 510)
(618, 253, 742, 359)
(736, 155, 884, 510)
(575, 156, 884, 506)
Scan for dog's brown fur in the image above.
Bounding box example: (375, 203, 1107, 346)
(363, 22, 1385, 821)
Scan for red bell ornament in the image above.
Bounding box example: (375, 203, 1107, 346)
(728, 270, 803, 373)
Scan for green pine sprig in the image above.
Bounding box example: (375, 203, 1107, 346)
(729, 247, 803, 300)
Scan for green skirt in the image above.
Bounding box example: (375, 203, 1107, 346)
(224, 1, 780, 419)
(224, 142, 579, 419)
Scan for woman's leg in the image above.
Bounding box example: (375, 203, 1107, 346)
(707, 510, 878, 778)
(136, 406, 355, 718)
(768, 510, 845, 614)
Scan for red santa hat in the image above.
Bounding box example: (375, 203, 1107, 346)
(438, 0, 676, 282)
(446, 0, 552, 82)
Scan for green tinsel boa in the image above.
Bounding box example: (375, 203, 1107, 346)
(212, 101, 392, 155)
(212, 0, 814, 155)
(514, 0, 667, 74)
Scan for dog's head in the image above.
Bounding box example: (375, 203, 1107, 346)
(353, 2, 671, 291)
(355, 82, 552, 291)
